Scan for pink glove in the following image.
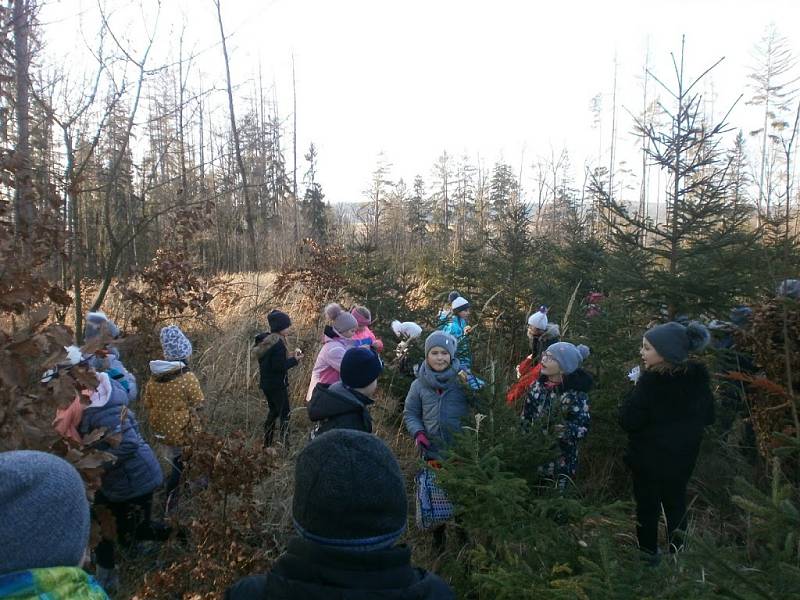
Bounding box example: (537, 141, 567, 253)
(372, 339, 384, 353)
(414, 431, 431, 449)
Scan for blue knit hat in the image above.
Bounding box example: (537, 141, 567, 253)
(0, 451, 90, 575)
(425, 331, 458, 359)
(160, 325, 193, 361)
(644, 321, 710, 364)
(292, 430, 406, 551)
(546, 342, 590, 374)
(340, 347, 383, 389)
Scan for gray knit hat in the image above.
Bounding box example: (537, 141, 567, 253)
(84, 310, 120, 341)
(546, 342, 590, 374)
(425, 331, 458, 359)
(160, 325, 193, 361)
(644, 321, 710, 364)
(0, 450, 90, 575)
(324, 303, 358, 335)
(292, 430, 406, 551)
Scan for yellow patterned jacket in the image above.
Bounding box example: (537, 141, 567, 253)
(143, 360, 204, 446)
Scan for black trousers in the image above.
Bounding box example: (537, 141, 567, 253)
(631, 469, 689, 555)
(263, 386, 290, 446)
(94, 491, 171, 569)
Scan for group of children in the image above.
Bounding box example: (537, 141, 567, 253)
(264, 291, 716, 568)
(0, 312, 206, 596)
(0, 290, 721, 598)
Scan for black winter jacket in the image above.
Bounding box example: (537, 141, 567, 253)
(619, 361, 715, 479)
(254, 334, 299, 391)
(225, 537, 454, 600)
(308, 382, 373, 436)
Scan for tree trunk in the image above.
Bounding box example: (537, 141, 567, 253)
(13, 0, 35, 242)
(215, 0, 257, 271)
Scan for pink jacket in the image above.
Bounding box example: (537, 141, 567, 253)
(351, 326, 384, 352)
(306, 334, 354, 401)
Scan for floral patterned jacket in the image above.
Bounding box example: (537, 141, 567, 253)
(521, 368, 592, 483)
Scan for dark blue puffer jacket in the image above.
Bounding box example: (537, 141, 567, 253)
(79, 378, 163, 501)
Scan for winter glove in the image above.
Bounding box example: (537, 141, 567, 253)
(372, 339, 384, 353)
(415, 431, 431, 449)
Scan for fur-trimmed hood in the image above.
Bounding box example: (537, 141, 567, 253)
(253, 333, 282, 359)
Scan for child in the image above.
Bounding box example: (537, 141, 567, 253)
(253, 310, 303, 446)
(507, 307, 561, 405)
(440, 294, 473, 370)
(350, 305, 384, 352)
(142, 325, 204, 505)
(225, 430, 453, 599)
(84, 311, 138, 402)
(521, 342, 591, 489)
(79, 368, 167, 591)
(404, 332, 471, 461)
(308, 346, 383, 437)
(0, 451, 109, 599)
(619, 321, 714, 559)
(306, 304, 358, 401)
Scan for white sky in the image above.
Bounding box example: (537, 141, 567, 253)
(39, 0, 800, 203)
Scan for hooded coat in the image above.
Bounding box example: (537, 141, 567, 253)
(619, 361, 715, 480)
(142, 361, 204, 447)
(86, 353, 138, 403)
(521, 369, 592, 481)
(307, 382, 373, 437)
(224, 537, 454, 600)
(403, 360, 470, 458)
(254, 334, 299, 391)
(351, 326, 384, 352)
(306, 329, 354, 401)
(79, 379, 163, 502)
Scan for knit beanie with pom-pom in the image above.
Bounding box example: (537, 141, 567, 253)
(324, 303, 358, 334)
(546, 342, 590, 374)
(644, 321, 710, 364)
(527, 306, 548, 330)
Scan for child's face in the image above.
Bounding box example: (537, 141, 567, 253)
(278, 326, 292, 337)
(641, 337, 665, 369)
(456, 308, 470, 319)
(540, 351, 562, 377)
(340, 326, 356, 339)
(356, 324, 367, 333)
(426, 347, 452, 371)
(527, 325, 544, 339)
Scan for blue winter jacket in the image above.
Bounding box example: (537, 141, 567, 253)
(440, 316, 472, 369)
(404, 360, 471, 459)
(79, 379, 163, 502)
(86, 353, 138, 403)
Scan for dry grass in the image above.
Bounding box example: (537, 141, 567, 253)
(110, 271, 444, 597)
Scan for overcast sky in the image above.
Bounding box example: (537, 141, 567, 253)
(40, 0, 800, 203)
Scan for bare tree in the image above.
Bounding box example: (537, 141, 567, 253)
(747, 24, 799, 221)
(214, 0, 257, 271)
(12, 0, 35, 241)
